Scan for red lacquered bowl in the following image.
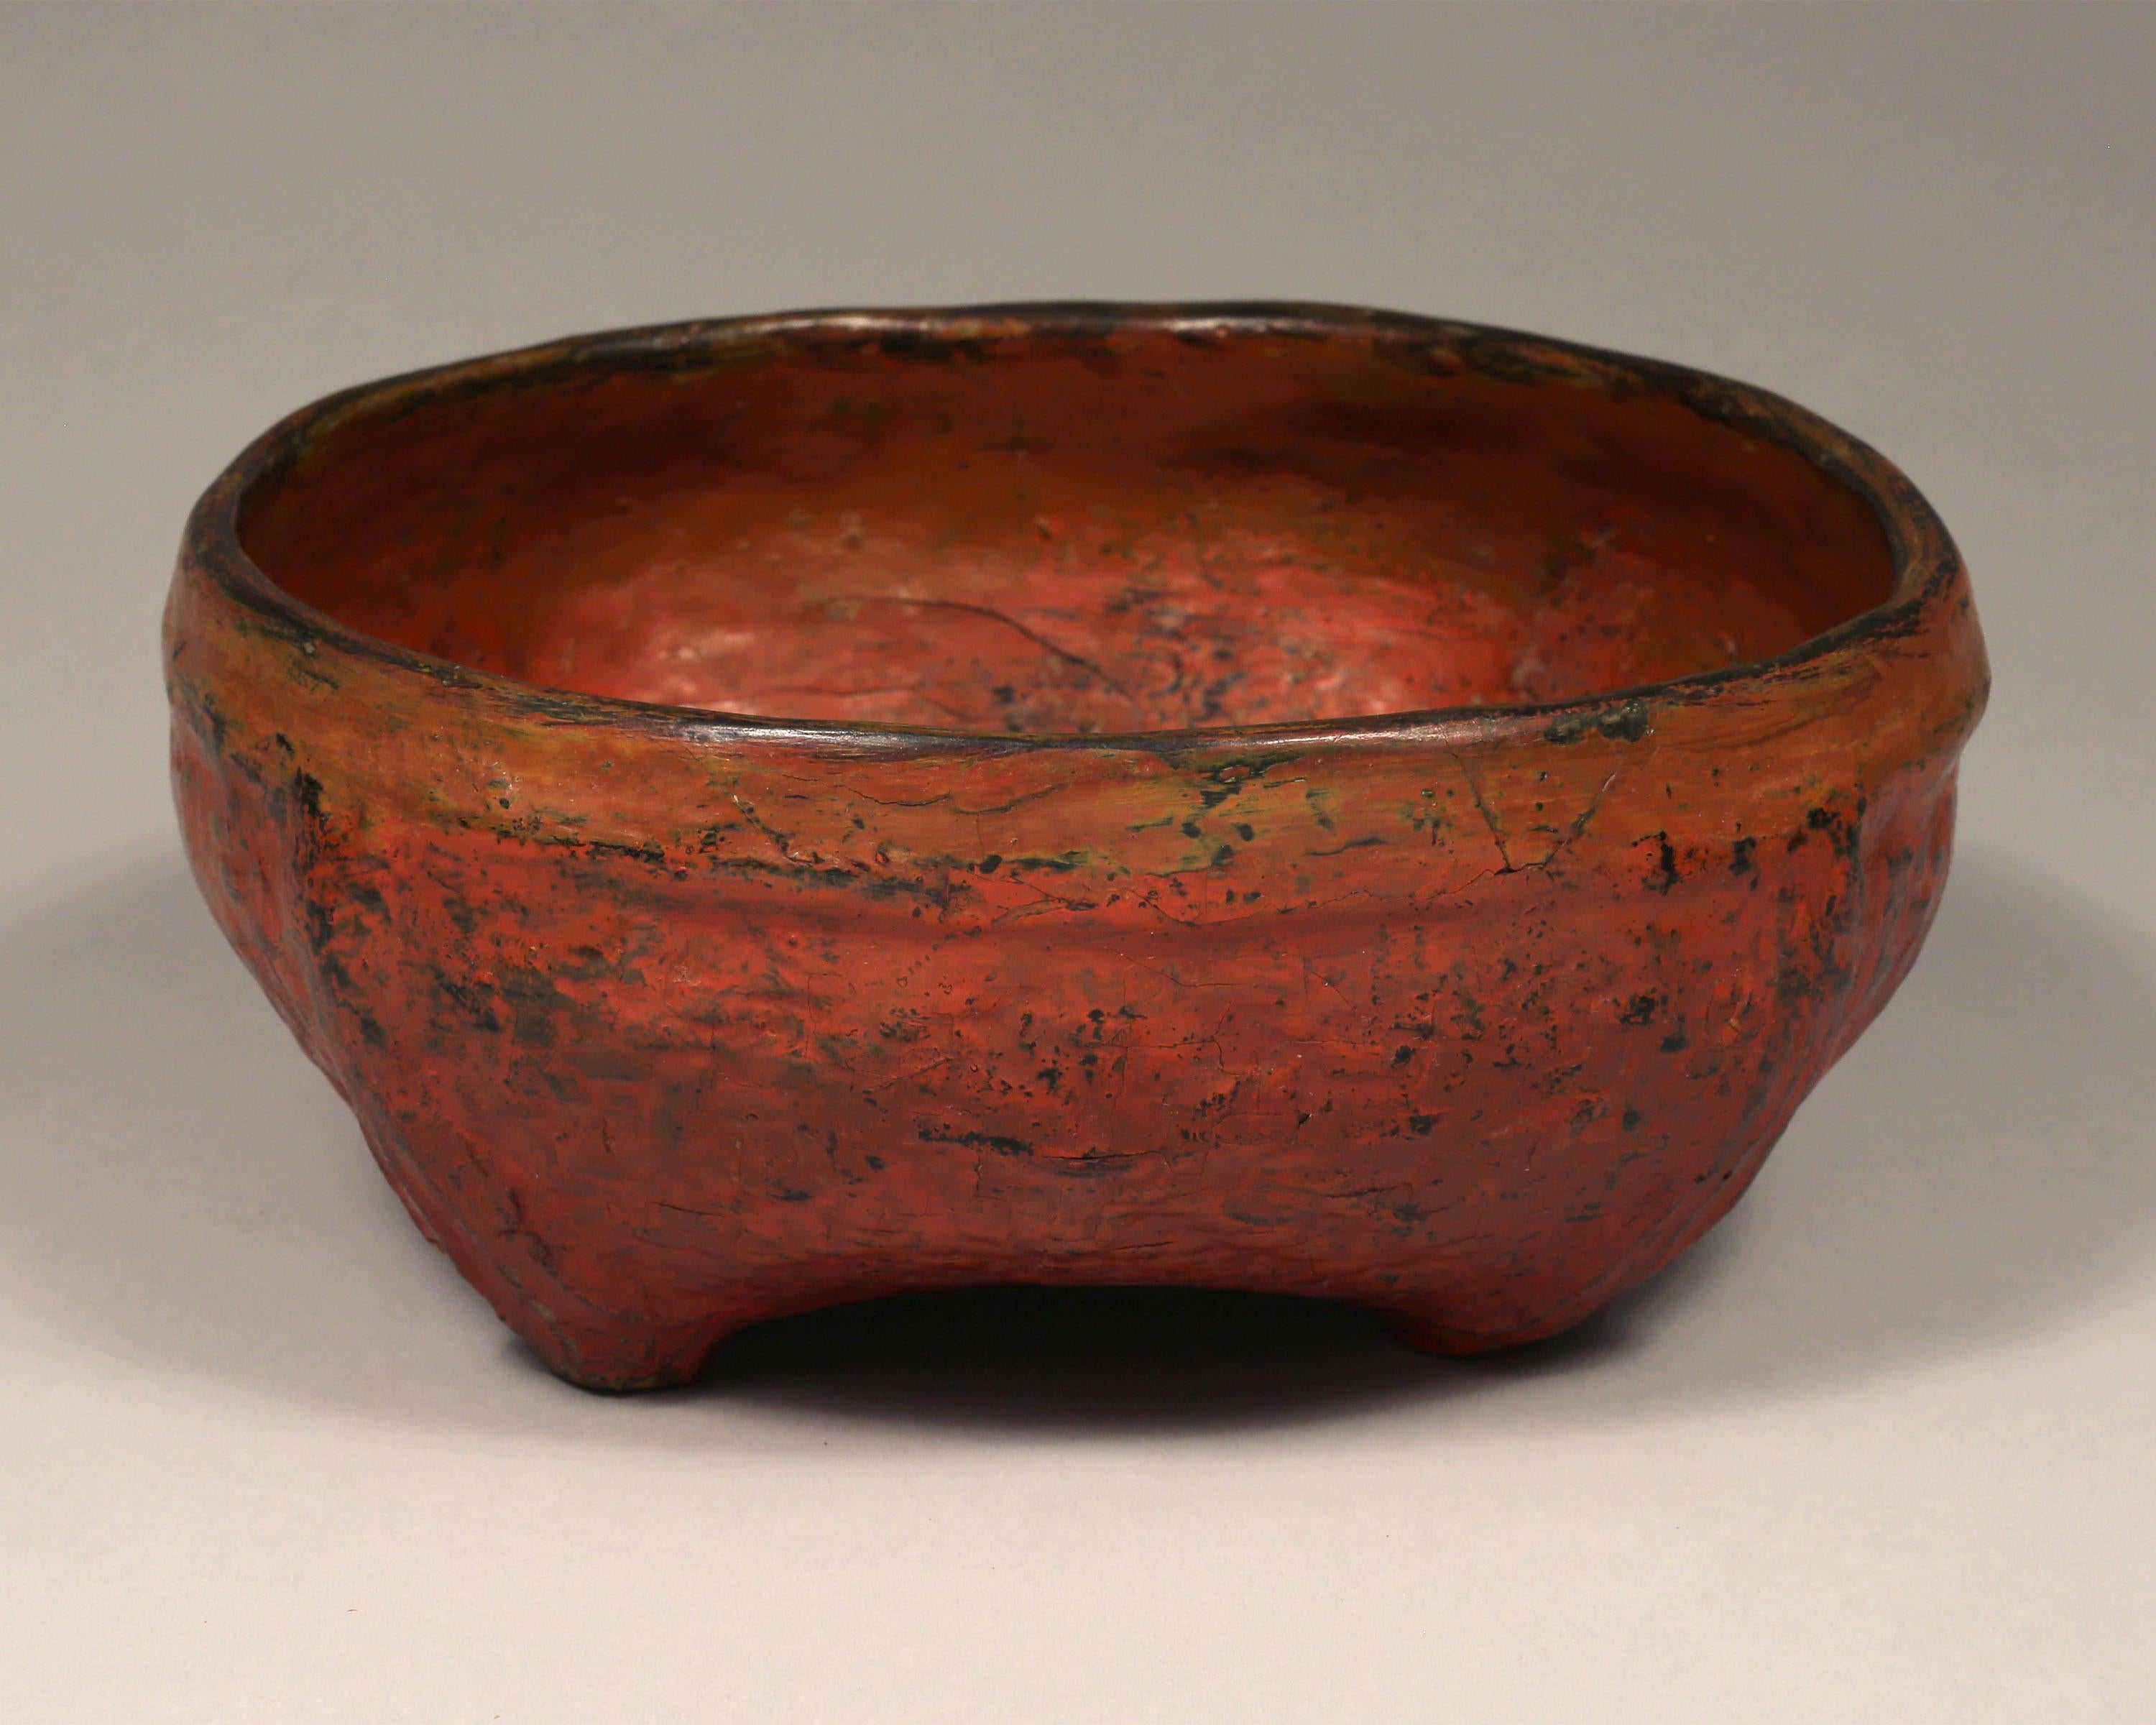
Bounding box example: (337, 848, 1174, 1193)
(165, 304, 1986, 1390)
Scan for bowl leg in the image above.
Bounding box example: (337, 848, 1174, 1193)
(1373, 1286, 1603, 1358)
(1380, 1307, 1531, 1358)
(509, 1309, 740, 1395)
(354, 1120, 755, 1392)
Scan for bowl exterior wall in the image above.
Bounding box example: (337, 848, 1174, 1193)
(167, 556, 1981, 1391)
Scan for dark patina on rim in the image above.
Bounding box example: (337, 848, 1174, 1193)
(180, 300, 1971, 757)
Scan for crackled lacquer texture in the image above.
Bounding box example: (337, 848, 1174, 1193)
(165, 305, 1986, 1389)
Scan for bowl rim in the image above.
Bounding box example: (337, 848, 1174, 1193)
(182, 300, 1968, 757)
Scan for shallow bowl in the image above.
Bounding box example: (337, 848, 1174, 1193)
(165, 303, 1987, 1389)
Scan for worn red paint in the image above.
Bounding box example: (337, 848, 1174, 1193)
(165, 305, 1986, 1390)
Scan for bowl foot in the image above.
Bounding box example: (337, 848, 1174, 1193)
(512, 1310, 740, 1394)
(1379, 1305, 1547, 1358)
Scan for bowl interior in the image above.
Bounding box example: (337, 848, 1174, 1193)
(238, 324, 1894, 733)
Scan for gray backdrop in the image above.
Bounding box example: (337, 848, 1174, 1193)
(2, 5, 2151, 1721)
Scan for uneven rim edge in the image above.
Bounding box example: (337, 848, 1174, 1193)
(180, 300, 1968, 758)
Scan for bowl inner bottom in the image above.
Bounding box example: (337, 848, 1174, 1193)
(240, 334, 1894, 732)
